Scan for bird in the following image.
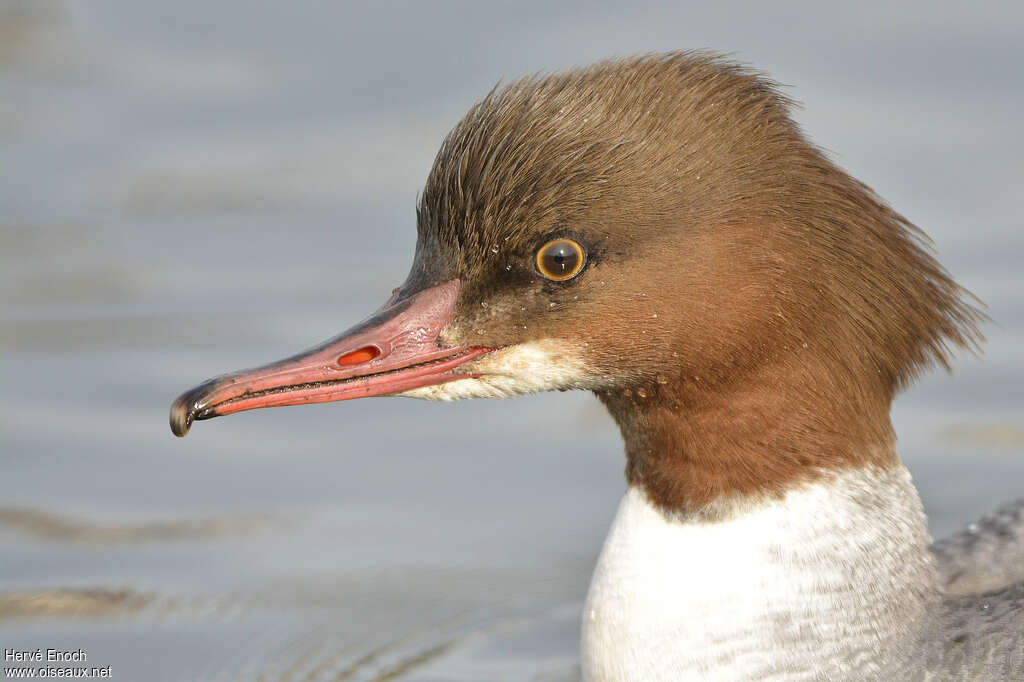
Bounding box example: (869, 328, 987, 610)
(169, 52, 1024, 681)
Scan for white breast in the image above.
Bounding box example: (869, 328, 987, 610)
(581, 465, 938, 681)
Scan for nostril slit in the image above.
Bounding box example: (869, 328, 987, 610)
(337, 346, 382, 367)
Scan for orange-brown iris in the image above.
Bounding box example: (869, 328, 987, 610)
(536, 238, 586, 281)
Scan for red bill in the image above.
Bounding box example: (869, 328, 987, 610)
(169, 279, 493, 436)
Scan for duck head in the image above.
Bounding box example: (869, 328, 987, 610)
(171, 53, 982, 514)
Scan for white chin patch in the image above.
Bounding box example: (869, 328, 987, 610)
(394, 339, 595, 401)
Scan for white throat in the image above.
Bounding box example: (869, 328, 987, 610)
(581, 465, 939, 681)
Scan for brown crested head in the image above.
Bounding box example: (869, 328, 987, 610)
(406, 51, 984, 513)
(170, 51, 983, 513)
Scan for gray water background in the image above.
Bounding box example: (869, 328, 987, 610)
(1, 1, 1022, 679)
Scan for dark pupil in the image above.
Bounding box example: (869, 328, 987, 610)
(546, 245, 575, 272)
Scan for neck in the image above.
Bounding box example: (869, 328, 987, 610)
(597, 354, 898, 515)
(582, 463, 940, 681)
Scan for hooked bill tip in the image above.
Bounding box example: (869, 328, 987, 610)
(169, 395, 195, 437)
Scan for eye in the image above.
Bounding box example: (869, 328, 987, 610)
(536, 238, 586, 281)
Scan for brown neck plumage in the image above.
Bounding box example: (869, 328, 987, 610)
(598, 348, 899, 515)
